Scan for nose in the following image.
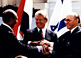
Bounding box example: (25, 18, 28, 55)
(36, 20, 40, 23)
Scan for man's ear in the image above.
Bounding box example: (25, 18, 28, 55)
(76, 19, 79, 23)
(46, 19, 48, 23)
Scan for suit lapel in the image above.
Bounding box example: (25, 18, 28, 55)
(34, 27, 43, 40)
(45, 29, 51, 41)
(67, 26, 81, 46)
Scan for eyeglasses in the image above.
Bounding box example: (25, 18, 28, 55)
(64, 19, 72, 22)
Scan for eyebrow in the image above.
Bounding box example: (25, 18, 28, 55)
(64, 19, 70, 20)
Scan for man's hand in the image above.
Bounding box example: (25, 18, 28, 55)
(31, 41, 40, 45)
(40, 39, 51, 46)
(41, 44, 50, 56)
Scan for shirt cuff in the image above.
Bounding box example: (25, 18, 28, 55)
(50, 42, 54, 48)
(28, 41, 32, 45)
(49, 47, 53, 54)
(36, 46, 43, 52)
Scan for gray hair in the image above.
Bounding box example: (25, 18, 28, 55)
(35, 10, 48, 20)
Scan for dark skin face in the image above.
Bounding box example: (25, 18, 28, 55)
(11, 17, 17, 28)
(7, 17, 18, 28)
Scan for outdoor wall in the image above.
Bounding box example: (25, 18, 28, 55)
(0, 0, 81, 26)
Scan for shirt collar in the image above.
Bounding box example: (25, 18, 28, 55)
(71, 26, 78, 33)
(3, 23, 13, 32)
(37, 27, 46, 38)
(37, 27, 46, 32)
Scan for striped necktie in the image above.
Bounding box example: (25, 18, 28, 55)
(39, 29, 44, 39)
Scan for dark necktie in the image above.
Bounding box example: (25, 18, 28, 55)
(39, 29, 44, 39)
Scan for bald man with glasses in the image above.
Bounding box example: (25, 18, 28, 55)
(54, 12, 81, 58)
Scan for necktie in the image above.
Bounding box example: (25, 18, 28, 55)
(39, 29, 44, 39)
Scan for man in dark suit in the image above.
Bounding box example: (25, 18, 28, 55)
(0, 9, 39, 58)
(55, 12, 81, 58)
(22, 10, 57, 58)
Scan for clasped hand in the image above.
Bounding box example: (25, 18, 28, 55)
(31, 39, 51, 56)
(40, 39, 51, 56)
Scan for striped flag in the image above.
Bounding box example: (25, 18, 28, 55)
(13, 0, 33, 40)
(48, 0, 63, 31)
(47, 0, 72, 37)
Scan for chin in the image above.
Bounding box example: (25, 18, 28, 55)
(67, 27, 70, 30)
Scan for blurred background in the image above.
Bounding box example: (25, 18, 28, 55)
(0, 0, 81, 19)
(0, 0, 81, 27)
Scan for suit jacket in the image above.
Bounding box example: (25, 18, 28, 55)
(55, 26, 81, 58)
(0, 24, 38, 58)
(23, 27, 57, 44)
(22, 27, 57, 58)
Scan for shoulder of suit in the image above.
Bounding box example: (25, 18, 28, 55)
(76, 26, 81, 29)
(76, 26, 81, 33)
(46, 29, 56, 34)
(26, 27, 36, 33)
(74, 26, 81, 33)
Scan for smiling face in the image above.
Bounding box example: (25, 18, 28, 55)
(64, 15, 79, 30)
(35, 14, 47, 29)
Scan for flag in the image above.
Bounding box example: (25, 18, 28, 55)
(47, 0, 72, 37)
(57, 0, 72, 37)
(13, 0, 33, 40)
(47, 0, 63, 32)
